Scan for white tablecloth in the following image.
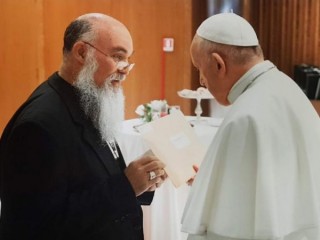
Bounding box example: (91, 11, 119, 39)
(117, 116, 221, 240)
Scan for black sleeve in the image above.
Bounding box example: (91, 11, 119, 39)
(0, 121, 141, 239)
(137, 191, 154, 205)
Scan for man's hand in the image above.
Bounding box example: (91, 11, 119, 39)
(124, 156, 167, 196)
(146, 170, 168, 191)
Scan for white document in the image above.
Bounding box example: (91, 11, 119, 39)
(137, 111, 207, 187)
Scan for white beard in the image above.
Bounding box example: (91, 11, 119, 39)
(73, 50, 125, 144)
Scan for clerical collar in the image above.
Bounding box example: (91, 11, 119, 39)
(228, 60, 276, 104)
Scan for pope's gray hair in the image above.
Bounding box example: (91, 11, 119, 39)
(195, 35, 264, 65)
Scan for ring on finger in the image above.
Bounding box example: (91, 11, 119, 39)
(149, 171, 157, 181)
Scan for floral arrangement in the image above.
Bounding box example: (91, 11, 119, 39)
(135, 100, 169, 122)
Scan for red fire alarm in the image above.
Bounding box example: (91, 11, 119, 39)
(163, 38, 174, 52)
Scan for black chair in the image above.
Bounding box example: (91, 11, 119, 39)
(294, 64, 320, 99)
(315, 74, 320, 100)
(305, 73, 320, 99)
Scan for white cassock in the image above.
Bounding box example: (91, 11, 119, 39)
(181, 61, 320, 240)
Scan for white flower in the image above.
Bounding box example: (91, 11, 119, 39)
(150, 100, 167, 112)
(135, 100, 168, 122)
(135, 104, 145, 116)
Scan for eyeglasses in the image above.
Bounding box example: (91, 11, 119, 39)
(82, 41, 135, 72)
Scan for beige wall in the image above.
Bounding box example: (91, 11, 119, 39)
(0, 0, 204, 134)
(3, 0, 318, 134)
(248, 0, 320, 77)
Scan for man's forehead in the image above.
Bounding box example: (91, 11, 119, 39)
(95, 25, 133, 55)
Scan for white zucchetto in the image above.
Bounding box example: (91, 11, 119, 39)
(197, 13, 259, 46)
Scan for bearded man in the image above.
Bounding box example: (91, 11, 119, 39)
(0, 13, 166, 240)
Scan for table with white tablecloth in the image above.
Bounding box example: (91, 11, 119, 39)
(117, 116, 221, 240)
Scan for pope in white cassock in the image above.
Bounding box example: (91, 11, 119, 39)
(181, 13, 320, 240)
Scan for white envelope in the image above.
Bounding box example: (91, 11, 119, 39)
(137, 111, 207, 187)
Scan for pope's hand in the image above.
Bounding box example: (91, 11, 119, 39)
(186, 165, 199, 186)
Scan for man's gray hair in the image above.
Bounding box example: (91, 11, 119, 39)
(62, 18, 96, 55)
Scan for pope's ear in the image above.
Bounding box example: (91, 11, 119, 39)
(211, 53, 226, 73)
